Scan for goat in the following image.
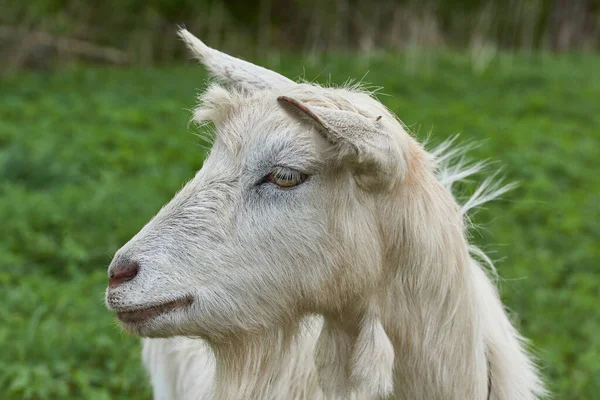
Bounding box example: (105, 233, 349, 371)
(105, 29, 545, 400)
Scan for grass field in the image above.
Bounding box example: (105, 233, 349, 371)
(1, 52, 599, 399)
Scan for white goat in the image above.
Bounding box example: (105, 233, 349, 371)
(105, 29, 545, 400)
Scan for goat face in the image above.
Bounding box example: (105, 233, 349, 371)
(105, 32, 408, 341)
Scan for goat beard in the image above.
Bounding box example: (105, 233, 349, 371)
(315, 306, 394, 398)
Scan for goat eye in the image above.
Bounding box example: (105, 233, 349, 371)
(265, 167, 307, 188)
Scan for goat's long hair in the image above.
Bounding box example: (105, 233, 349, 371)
(140, 135, 544, 400)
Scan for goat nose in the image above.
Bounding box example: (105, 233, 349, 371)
(109, 262, 140, 287)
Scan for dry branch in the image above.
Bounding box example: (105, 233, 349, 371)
(0, 25, 131, 67)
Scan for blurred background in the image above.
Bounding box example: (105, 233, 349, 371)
(1, 0, 600, 69)
(1, 0, 598, 399)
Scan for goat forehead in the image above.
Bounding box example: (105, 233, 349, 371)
(202, 85, 394, 171)
(216, 108, 317, 163)
(207, 84, 389, 149)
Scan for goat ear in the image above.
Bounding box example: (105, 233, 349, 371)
(178, 29, 294, 91)
(277, 96, 400, 190)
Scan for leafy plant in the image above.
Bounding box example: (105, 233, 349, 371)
(1, 52, 598, 398)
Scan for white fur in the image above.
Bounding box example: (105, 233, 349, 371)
(106, 29, 546, 399)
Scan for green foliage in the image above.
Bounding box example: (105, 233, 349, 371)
(0, 273, 150, 399)
(1, 52, 599, 398)
(3, 0, 597, 69)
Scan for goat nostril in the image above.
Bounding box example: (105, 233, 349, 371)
(109, 262, 140, 287)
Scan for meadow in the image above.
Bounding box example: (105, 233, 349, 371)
(1, 51, 598, 399)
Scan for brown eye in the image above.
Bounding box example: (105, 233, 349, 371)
(265, 167, 308, 188)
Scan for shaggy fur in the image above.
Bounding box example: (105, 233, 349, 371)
(105, 29, 545, 399)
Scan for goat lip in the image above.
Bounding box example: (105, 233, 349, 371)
(116, 296, 194, 324)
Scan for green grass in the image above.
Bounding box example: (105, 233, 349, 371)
(1, 52, 599, 399)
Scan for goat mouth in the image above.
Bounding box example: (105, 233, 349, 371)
(116, 296, 194, 324)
